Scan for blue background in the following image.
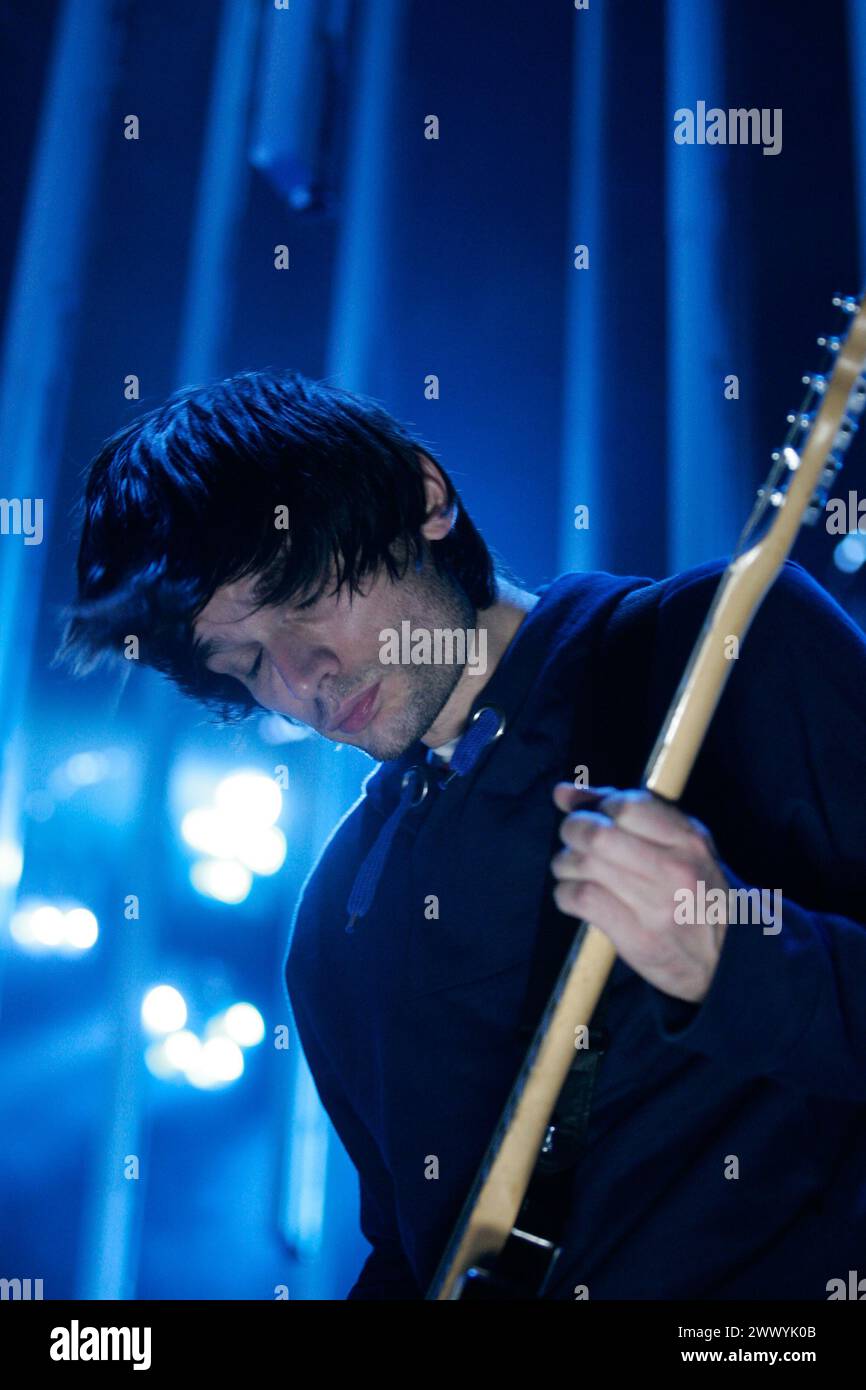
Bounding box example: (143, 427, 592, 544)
(1, 0, 865, 1299)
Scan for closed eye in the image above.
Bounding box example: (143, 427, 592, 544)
(240, 591, 322, 680)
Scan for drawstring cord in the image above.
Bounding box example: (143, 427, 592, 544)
(344, 705, 506, 933)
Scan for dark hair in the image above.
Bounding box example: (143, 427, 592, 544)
(57, 368, 498, 720)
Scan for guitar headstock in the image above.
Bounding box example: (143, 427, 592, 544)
(737, 289, 866, 563)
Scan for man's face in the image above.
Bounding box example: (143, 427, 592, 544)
(193, 548, 476, 761)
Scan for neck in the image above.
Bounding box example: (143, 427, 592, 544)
(421, 579, 539, 747)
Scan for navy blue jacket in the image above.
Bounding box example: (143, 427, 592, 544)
(283, 559, 866, 1299)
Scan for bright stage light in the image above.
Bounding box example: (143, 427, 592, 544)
(141, 984, 188, 1035)
(143, 1011, 257, 1089)
(10, 908, 35, 945)
(183, 813, 286, 878)
(64, 907, 98, 950)
(234, 825, 286, 876)
(145, 1030, 203, 1082)
(65, 751, 109, 786)
(8, 899, 99, 952)
(186, 1036, 244, 1089)
(214, 771, 282, 827)
(0, 839, 23, 888)
(182, 769, 285, 901)
(181, 807, 234, 858)
(190, 858, 252, 905)
(220, 1002, 265, 1047)
(833, 532, 866, 573)
(164, 1029, 202, 1071)
(144, 1040, 177, 1080)
(30, 905, 65, 947)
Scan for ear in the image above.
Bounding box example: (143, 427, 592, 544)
(417, 452, 457, 541)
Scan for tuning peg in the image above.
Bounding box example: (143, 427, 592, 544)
(757, 487, 785, 506)
(786, 410, 814, 430)
(820, 458, 843, 488)
(847, 378, 866, 415)
(770, 446, 800, 470)
(802, 372, 827, 394)
(832, 293, 859, 314)
(833, 418, 858, 453)
(817, 334, 841, 352)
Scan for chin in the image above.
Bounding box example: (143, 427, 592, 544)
(357, 718, 420, 763)
(360, 735, 413, 762)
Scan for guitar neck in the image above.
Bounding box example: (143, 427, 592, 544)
(428, 290, 866, 1300)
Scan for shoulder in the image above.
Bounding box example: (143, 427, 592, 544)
(629, 557, 866, 786)
(652, 555, 865, 659)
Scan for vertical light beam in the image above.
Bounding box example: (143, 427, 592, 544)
(665, 0, 744, 571)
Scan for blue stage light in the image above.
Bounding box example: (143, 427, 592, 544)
(0, 838, 23, 888)
(235, 825, 286, 876)
(189, 858, 253, 905)
(833, 532, 866, 573)
(63, 907, 98, 949)
(182, 768, 287, 899)
(144, 1040, 178, 1081)
(181, 807, 235, 858)
(181, 809, 285, 875)
(163, 1029, 203, 1071)
(8, 898, 99, 953)
(145, 1029, 204, 1082)
(141, 984, 188, 1035)
(29, 904, 65, 947)
(214, 770, 282, 826)
(64, 751, 108, 786)
(185, 1036, 245, 1090)
(215, 1002, 265, 1048)
(50, 746, 132, 800)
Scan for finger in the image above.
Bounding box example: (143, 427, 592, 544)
(594, 788, 711, 852)
(555, 809, 663, 884)
(552, 824, 659, 923)
(552, 782, 616, 814)
(551, 852, 652, 924)
(552, 876, 637, 947)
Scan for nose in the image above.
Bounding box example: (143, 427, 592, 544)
(270, 640, 338, 706)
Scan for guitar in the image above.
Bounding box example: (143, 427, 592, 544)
(427, 289, 866, 1300)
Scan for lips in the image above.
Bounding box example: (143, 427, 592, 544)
(331, 682, 381, 734)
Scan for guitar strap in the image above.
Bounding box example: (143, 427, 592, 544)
(513, 577, 661, 1247)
